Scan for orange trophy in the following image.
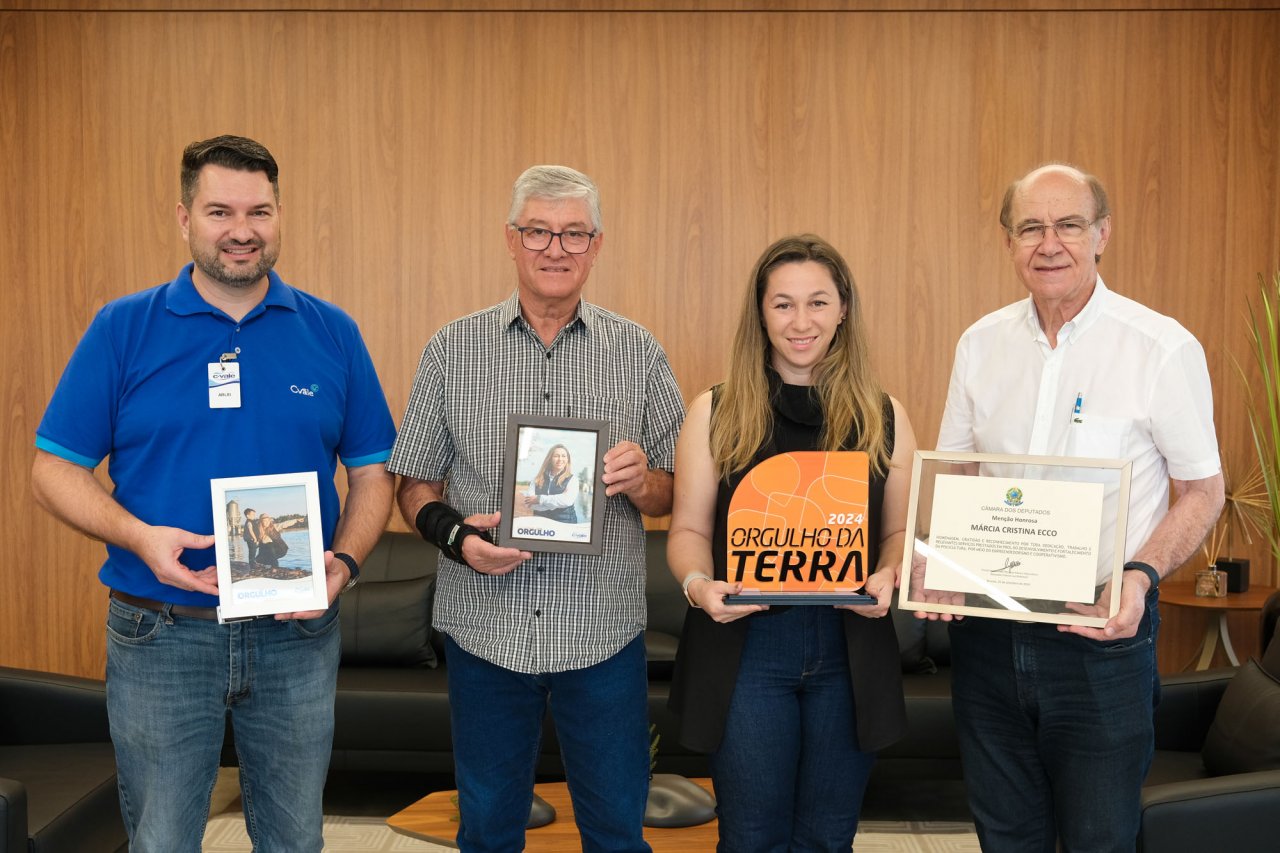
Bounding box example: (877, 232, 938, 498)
(724, 451, 875, 604)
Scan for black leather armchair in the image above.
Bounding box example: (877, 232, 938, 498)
(1140, 591, 1280, 851)
(0, 667, 126, 853)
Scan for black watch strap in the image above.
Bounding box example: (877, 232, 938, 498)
(1123, 560, 1160, 590)
(334, 552, 360, 592)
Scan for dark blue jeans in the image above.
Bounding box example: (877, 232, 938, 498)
(444, 633, 652, 853)
(949, 593, 1160, 853)
(710, 606, 876, 853)
(105, 597, 340, 853)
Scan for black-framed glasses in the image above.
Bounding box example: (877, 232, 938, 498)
(512, 225, 597, 254)
(1009, 217, 1100, 247)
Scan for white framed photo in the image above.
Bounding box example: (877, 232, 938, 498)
(210, 471, 329, 621)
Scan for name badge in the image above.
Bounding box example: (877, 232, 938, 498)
(209, 362, 242, 409)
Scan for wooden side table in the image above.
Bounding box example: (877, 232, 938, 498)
(387, 778, 718, 852)
(1159, 582, 1277, 670)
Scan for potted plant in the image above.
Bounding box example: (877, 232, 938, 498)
(1237, 269, 1280, 588)
(1199, 451, 1267, 595)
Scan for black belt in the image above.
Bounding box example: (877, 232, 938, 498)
(110, 590, 219, 621)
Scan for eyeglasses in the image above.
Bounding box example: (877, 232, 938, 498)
(1009, 217, 1099, 247)
(512, 226, 597, 254)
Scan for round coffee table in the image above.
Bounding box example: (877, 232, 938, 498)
(1160, 582, 1277, 670)
(386, 778, 718, 851)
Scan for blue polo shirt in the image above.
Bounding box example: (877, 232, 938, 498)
(36, 263, 396, 605)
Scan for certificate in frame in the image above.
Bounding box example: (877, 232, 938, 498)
(899, 450, 1131, 628)
(210, 471, 329, 622)
(722, 451, 877, 606)
(498, 414, 609, 555)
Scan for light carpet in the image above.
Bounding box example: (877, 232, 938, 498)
(202, 769, 979, 851)
(202, 814, 978, 852)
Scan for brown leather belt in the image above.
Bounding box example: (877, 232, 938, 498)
(110, 590, 219, 621)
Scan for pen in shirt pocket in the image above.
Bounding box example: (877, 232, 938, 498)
(1071, 392, 1084, 424)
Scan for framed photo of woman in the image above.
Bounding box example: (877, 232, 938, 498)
(210, 471, 329, 621)
(498, 414, 609, 555)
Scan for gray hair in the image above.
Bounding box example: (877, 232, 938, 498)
(508, 165, 603, 233)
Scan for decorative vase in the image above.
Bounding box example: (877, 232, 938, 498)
(1194, 567, 1227, 598)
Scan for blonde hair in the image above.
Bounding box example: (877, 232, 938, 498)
(710, 234, 889, 479)
(533, 444, 574, 490)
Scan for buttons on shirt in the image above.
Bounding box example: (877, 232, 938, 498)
(543, 392, 550, 400)
(534, 609, 542, 617)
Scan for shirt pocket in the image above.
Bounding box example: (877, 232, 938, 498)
(1066, 414, 1131, 460)
(566, 394, 638, 447)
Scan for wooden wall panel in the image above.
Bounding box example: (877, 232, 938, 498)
(6, 2, 1280, 12)
(3, 7, 1278, 678)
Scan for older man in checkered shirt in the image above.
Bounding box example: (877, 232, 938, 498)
(388, 165, 685, 853)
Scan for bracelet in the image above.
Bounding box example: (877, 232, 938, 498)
(1123, 560, 1161, 591)
(415, 501, 486, 567)
(682, 572, 713, 609)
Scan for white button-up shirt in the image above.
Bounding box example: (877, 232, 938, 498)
(938, 277, 1220, 574)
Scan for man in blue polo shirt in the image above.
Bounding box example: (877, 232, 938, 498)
(31, 135, 396, 853)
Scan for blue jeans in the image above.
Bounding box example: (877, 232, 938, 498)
(444, 633, 652, 853)
(949, 593, 1160, 853)
(710, 607, 876, 853)
(106, 597, 340, 853)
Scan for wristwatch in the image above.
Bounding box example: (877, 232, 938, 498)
(334, 552, 361, 593)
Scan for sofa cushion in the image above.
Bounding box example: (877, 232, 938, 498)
(340, 574, 437, 667)
(645, 531, 686, 637)
(1202, 657, 1280, 776)
(339, 532, 439, 668)
(890, 601, 951, 672)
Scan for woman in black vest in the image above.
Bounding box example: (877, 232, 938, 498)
(667, 234, 917, 851)
(523, 443, 579, 523)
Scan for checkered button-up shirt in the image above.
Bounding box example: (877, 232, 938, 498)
(388, 292, 685, 673)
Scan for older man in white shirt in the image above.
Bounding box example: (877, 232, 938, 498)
(935, 163, 1224, 853)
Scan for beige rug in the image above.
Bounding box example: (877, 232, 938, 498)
(202, 769, 979, 852)
(204, 813, 441, 851)
(203, 818, 978, 852)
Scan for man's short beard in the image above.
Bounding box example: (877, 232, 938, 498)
(192, 243, 279, 289)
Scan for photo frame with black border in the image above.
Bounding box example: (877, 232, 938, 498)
(498, 414, 609, 555)
(210, 471, 329, 621)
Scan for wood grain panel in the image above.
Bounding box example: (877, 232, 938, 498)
(3, 10, 107, 676)
(6, 3, 1280, 13)
(3, 7, 1278, 679)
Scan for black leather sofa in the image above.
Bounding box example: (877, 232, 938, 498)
(6, 534, 1276, 848)
(329, 530, 707, 777)
(332, 530, 1280, 836)
(1139, 592, 1280, 851)
(329, 530, 965, 812)
(0, 667, 127, 853)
